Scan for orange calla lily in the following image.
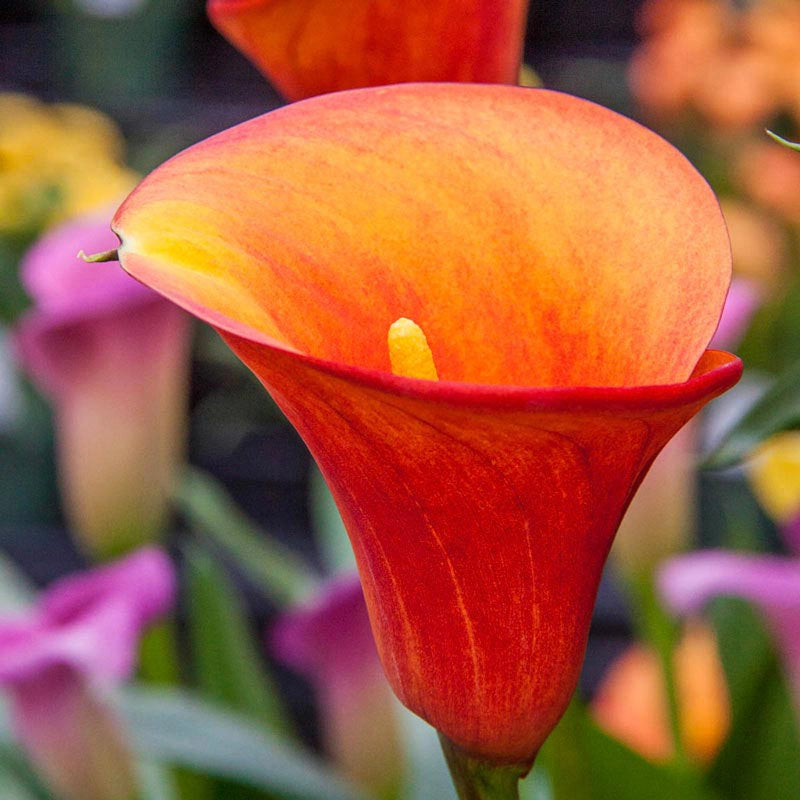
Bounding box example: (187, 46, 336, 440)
(207, 0, 529, 100)
(110, 84, 740, 770)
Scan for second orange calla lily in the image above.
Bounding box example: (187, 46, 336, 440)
(207, 0, 530, 100)
(109, 84, 740, 774)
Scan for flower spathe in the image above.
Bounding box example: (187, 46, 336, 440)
(208, 0, 529, 101)
(14, 212, 191, 558)
(111, 84, 741, 764)
(0, 548, 175, 800)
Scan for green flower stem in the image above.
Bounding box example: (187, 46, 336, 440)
(139, 619, 181, 685)
(175, 467, 319, 607)
(628, 573, 689, 767)
(439, 736, 531, 800)
(138, 619, 214, 800)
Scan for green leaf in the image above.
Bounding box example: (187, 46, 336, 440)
(708, 598, 800, 800)
(0, 551, 35, 614)
(518, 766, 552, 800)
(767, 131, 800, 151)
(0, 745, 52, 800)
(175, 468, 318, 606)
(539, 698, 716, 800)
(119, 687, 365, 800)
(138, 761, 179, 800)
(184, 543, 294, 739)
(704, 358, 800, 469)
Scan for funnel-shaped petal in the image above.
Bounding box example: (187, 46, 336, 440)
(14, 213, 191, 558)
(112, 84, 740, 763)
(208, 0, 529, 100)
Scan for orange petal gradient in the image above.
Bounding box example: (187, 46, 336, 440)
(207, 0, 529, 100)
(112, 84, 741, 762)
(114, 85, 730, 389)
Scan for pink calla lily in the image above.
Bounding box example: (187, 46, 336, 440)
(0, 547, 175, 800)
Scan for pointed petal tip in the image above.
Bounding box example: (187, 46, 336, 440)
(77, 248, 119, 264)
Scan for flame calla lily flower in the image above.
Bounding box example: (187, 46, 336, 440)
(207, 0, 529, 100)
(108, 85, 741, 776)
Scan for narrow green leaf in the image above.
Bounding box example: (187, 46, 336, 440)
(184, 543, 293, 739)
(175, 468, 318, 606)
(119, 687, 365, 800)
(538, 699, 597, 800)
(138, 761, 179, 800)
(626, 575, 687, 766)
(708, 598, 800, 800)
(704, 359, 800, 469)
(0, 745, 52, 800)
(0, 551, 35, 614)
(767, 131, 800, 151)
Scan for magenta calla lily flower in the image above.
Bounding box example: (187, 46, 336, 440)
(660, 550, 800, 710)
(14, 213, 191, 558)
(0, 547, 175, 800)
(271, 574, 403, 797)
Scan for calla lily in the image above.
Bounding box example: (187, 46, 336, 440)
(109, 84, 740, 779)
(14, 212, 191, 558)
(271, 574, 403, 798)
(0, 547, 175, 800)
(207, 0, 529, 101)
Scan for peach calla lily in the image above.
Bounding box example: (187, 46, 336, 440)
(108, 84, 740, 777)
(207, 0, 529, 101)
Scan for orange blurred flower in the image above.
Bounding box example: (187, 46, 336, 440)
(630, 0, 800, 131)
(593, 620, 730, 764)
(208, 0, 529, 101)
(720, 198, 786, 288)
(735, 140, 800, 223)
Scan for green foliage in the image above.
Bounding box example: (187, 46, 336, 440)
(705, 358, 800, 468)
(708, 598, 800, 800)
(539, 699, 716, 800)
(184, 543, 293, 739)
(766, 132, 800, 151)
(0, 745, 52, 800)
(176, 469, 318, 607)
(119, 687, 365, 800)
